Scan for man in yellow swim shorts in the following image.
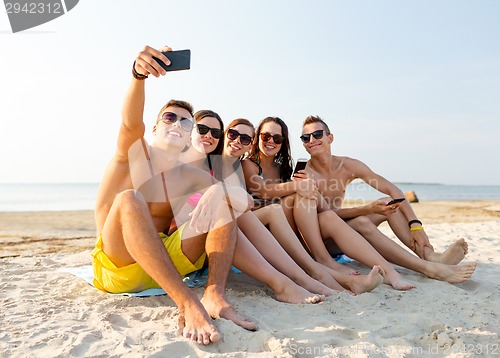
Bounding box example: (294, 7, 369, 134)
(94, 44, 255, 346)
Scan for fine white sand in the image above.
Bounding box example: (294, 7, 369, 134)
(1, 202, 499, 357)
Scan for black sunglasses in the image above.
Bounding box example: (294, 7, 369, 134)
(300, 130, 327, 143)
(260, 132, 284, 145)
(227, 128, 253, 146)
(158, 112, 194, 132)
(196, 124, 223, 139)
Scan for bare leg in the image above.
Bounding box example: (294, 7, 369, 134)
(381, 209, 468, 264)
(237, 210, 336, 295)
(278, 195, 298, 232)
(232, 230, 325, 304)
(181, 208, 257, 331)
(100, 190, 218, 345)
(254, 204, 382, 294)
(347, 216, 477, 283)
(287, 194, 359, 275)
(252, 205, 344, 290)
(317, 211, 416, 290)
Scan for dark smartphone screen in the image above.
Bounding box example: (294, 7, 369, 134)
(153, 49, 191, 72)
(387, 198, 405, 205)
(293, 160, 308, 175)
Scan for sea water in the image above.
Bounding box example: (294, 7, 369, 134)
(0, 183, 99, 212)
(345, 182, 500, 202)
(0, 182, 500, 212)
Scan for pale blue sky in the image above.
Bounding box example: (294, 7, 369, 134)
(1, 0, 499, 185)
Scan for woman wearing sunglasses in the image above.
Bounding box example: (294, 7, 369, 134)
(223, 119, 384, 295)
(183, 114, 382, 295)
(176, 111, 332, 302)
(178, 109, 225, 173)
(242, 117, 417, 290)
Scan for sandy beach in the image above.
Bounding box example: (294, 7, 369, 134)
(1, 201, 499, 357)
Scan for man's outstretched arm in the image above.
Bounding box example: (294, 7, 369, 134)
(95, 46, 172, 230)
(350, 159, 434, 256)
(116, 46, 171, 161)
(330, 159, 405, 218)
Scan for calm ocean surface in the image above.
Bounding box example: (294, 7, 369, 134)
(0, 182, 500, 212)
(345, 182, 500, 202)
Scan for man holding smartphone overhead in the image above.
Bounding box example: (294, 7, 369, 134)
(93, 45, 256, 346)
(296, 115, 471, 268)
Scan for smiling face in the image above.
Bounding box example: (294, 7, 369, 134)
(258, 121, 282, 159)
(301, 122, 333, 156)
(152, 106, 193, 151)
(224, 124, 254, 158)
(192, 116, 222, 155)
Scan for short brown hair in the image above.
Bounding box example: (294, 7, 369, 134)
(303, 115, 330, 134)
(157, 99, 194, 120)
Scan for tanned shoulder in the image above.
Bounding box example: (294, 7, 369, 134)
(336, 156, 366, 180)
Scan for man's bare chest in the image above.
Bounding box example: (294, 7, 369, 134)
(315, 175, 348, 198)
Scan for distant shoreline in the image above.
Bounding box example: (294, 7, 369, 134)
(2, 183, 500, 212)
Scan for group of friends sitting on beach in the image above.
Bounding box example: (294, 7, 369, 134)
(92, 45, 477, 345)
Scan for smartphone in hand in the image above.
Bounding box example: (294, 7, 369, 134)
(153, 49, 191, 72)
(293, 159, 308, 176)
(387, 198, 405, 206)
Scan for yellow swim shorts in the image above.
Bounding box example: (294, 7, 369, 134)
(91, 223, 206, 294)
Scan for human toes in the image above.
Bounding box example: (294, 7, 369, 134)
(373, 265, 385, 276)
(182, 328, 192, 340)
(304, 294, 325, 304)
(197, 330, 214, 345)
(229, 313, 257, 331)
(196, 324, 221, 345)
(237, 318, 257, 331)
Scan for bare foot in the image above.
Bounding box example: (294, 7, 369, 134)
(273, 280, 325, 304)
(320, 257, 359, 275)
(307, 264, 346, 292)
(427, 239, 468, 265)
(295, 274, 335, 297)
(201, 288, 257, 331)
(425, 261, 477, 283)
(384, 270, 416, 290)
(345, 265, 385, 295)
(178, 301, 220, 345)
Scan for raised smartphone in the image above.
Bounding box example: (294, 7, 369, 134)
(153, 49, 191, 72)
(387, 198, 405, 206)
(292, 159, 308, 176)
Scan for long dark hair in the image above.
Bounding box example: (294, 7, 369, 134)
(249, 116, 293, 181)
(225, 118, 255, 160)
(194, 109, 224, 155)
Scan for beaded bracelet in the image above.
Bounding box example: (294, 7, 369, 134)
(132, 61, 148, 80)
